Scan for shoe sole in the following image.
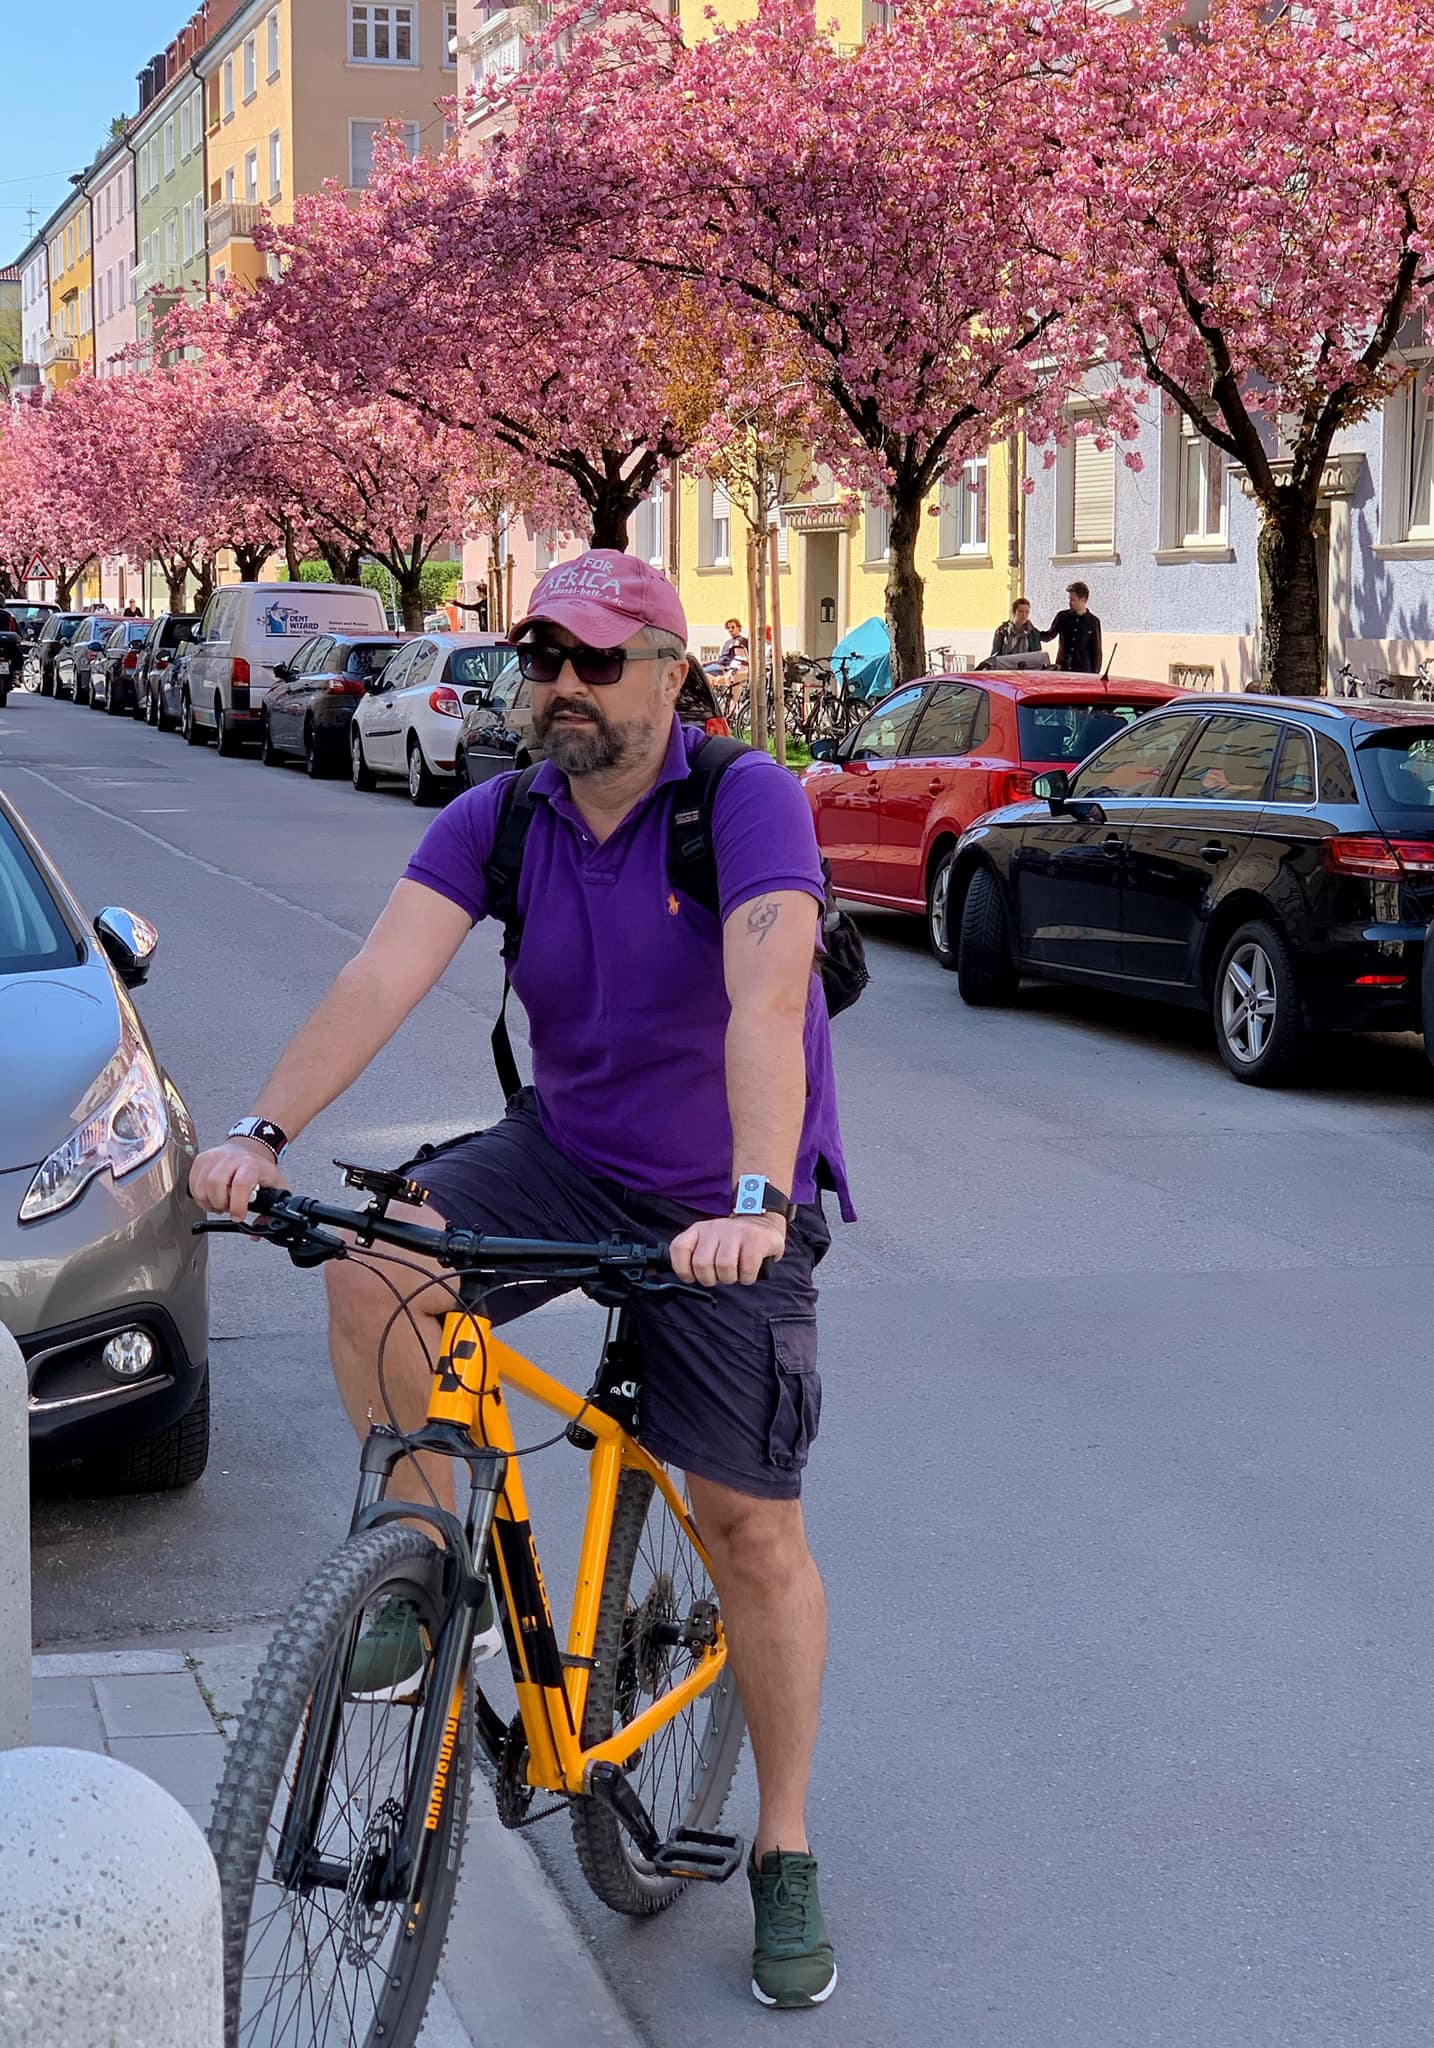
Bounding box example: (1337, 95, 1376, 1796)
(751, 1965, 838, 2009)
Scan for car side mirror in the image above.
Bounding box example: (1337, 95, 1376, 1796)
(94, 906, 158, 988)
(364, 674, 386, 693)
(809, 738, 837, 762)
(1033, 769, 1070, 809)
(190, 622, 202, 639)
(272, 661, 292, 682)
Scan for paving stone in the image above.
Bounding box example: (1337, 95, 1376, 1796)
(94, 1672, 216, 1740)
(106, 1732, 225, 1814)
(31, 1673, 98, 1712)
(32, 1648, 188, 1679)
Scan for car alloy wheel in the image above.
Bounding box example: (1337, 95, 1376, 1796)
(182, 693, 207, 746)
(926, 850, 960, 971)
(1219, 940, 1277, 1065)
(350, 725, 377, 792)
(259, 714, 282, 766)
(407, 738, 439, 806)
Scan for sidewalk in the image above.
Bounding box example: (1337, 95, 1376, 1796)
(31, 1629, 644, 2048)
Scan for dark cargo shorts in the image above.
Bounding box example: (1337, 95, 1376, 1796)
(403, 1089, 829, 1501)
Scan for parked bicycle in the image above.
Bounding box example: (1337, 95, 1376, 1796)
(201, 1168, 745, 2048)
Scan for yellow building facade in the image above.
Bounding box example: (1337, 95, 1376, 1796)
(199, 0, 457, 289)
(44, 191, 94, 389)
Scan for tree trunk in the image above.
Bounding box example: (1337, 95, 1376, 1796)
(320, 541, 363, 584)
(54, 569, 75, 610)
(194, 555, 217, 608)
(165, 563, 189, 612)
(588, 491, 636, 551)
(885, 492, 926, 685)
(1254, 493, 1324, 696)
(398, 567, 425, 632)
(233, 543, 269, 582)
(283, 522, 303, 583)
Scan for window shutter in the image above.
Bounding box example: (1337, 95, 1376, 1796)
(1072, 435, 1115, 552)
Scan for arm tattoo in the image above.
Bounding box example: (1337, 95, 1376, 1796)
(746, 897, 780, 945)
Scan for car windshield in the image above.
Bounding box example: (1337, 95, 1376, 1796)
(160, 617, 198, 646)
(53, 619, 83, 642)
(12, 607, 52, 629)
(126, 623, 150, 643)
(1356, 729, 1434, 822)
(0, 814, 80, 975)
(345, 644, 400, 678)
(450, 647, 511, 687)
(1018, 699, 1168, 764)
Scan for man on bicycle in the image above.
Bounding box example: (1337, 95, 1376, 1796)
(190, 548, 852, 2012)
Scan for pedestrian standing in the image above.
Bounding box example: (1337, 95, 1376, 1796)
(718, 615, 747, 667)
(989, 598, 1042, 660)
(1038, 581, 1103, 674)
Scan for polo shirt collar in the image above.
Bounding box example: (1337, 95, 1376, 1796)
(530, 714, 691, 806)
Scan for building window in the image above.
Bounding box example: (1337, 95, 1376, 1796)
(244, 150, 259, 203)
(630, 481, 664, 568)
(445, 1, 458, 64)
(225, 166, 236, 204)
(269, 131, 282, 199)
(267, 9, 281, 77)
(182, 206, 194, 263)
(1177, 414, 1225, 546)
(165, 216, 178, 271)
(117, 256, 127, 307)
(180, 98, 191, 161)
(222, 56, 235, 118)
(191, 88, 205, 148)
(351, 3, 416, 62)
(1066, 429, 1116, 555)
(243, 34, 258, 99)
(698, 478, 732, 568)
(939, 457, 989, 557)
(1404, 366, 1434, 542)
(864, 497, 891, 564)
(349, 118, 420, 188)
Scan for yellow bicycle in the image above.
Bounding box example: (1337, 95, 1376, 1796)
(203, 1165, 745, 2048)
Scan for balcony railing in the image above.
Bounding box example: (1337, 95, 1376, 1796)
(10, 363, 42, 391)
(38, 332, 78, 370)
(203, 200, 265, 249)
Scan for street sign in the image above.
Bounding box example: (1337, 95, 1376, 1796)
(24, 557, 52, 584)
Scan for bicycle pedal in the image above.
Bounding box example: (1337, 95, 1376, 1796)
(650, 1828, 745, 1885)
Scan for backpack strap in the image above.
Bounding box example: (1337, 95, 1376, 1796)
(666, 734, 754, 916)
(481, 764, 544, 1099)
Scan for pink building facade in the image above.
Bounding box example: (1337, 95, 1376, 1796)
(88, 146, 137, 378)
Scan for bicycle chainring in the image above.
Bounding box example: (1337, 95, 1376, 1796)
(496, 1714, 534, 1829)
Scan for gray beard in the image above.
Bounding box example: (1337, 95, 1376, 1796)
(540, 719, 630, 776)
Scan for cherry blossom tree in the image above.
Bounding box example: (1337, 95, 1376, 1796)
(496, 0, 1101, 683)
(1058, 0, 1434, 694)
(0, 396, 99, 608)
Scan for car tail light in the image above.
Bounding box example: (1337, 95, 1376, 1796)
(122, 650, 139, 671)
(1320, 834, 1434, 877)
(429, 686, 464, 719)
(992, 770, 1037, 806)
(1353, 973, 1408, 986)
(232, 655, 250, 686)
(324, 678, 366, 696)
(705, 715, 732, 737)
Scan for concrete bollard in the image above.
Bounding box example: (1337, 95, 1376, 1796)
(0, 1747, 224, 2046)
(0, 1320, 29, 1749)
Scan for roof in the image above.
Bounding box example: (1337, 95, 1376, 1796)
(0, 265, 19, 283)
(931, 668, 1179, 701)
(1153, 692, 1434, 727)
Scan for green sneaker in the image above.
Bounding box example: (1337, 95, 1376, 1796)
(346, 1594, 429, 1701)
(346, 1582, 502, 1703)
(748, 1849, 838, 2009)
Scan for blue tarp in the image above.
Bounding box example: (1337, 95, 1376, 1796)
(830, 616, 891, 700)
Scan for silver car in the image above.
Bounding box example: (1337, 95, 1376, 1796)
(0, 795, 209, 1492)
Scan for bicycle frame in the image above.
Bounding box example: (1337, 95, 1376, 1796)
(351, 1300, 729, 1803)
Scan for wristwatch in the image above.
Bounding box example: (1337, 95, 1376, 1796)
(731, 1174, 796, 1222)
(228, 1116, 291, 1163)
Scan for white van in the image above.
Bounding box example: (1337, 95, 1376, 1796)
(182, 582, 388, 753)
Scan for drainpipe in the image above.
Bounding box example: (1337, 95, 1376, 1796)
(1007, 430, 1023, 608)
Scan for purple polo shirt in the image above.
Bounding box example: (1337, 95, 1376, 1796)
(403, 719, 853, 1221)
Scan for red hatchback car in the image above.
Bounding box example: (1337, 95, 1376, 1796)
(800, 668, 1182, 965)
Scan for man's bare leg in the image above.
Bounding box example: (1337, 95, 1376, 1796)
(685, 1475, 827, 1856)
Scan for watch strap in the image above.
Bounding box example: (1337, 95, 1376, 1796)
(228, 1116, 290, 1162)
(731, 1174, 796, 1222)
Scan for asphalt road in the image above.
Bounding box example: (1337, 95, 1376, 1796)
(10, 686, 1434, 2047)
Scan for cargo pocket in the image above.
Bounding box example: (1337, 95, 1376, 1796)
(766, 1316, 822, 1473)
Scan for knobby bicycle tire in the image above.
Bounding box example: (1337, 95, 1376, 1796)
(570, 1467, 746, 1915)
(208, 1524, 471, 2048)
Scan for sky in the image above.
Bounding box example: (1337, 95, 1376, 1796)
(0, 0, 194, 259)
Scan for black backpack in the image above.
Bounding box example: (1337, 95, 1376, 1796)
(482, 734, 868, 1098)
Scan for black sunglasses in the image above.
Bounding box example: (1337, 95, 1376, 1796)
(515, 641, 671, 687)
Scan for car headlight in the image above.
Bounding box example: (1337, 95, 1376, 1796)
(19, 1043, 169, 1223)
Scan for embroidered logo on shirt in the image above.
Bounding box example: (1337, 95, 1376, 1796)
(667, 893, 681, 916)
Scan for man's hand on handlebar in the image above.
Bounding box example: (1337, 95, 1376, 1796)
(190, 1138, 291, 1224)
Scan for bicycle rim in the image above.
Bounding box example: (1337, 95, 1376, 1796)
(209, 1525, 470, 2048)
(571, 1468, 745, 1914)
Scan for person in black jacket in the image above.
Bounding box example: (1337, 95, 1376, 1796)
(1039, 581, 1103, 674)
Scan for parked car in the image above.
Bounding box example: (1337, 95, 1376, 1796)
(949, 693, 1434, 1085)
(0, 618, 20, 706)
(348, 633, 512, 803)
(453, 656, 729, 790)
(261, 633, 403, 777)
(24, 613, 86, 696)
(798, 669, 1181, 964)
(134, 613, 201, 730)
(9, 601, 59, 648)
(183, 581, 388, 753)
(89, 620, 153, 716)
(3, 602, 60, 694)
(0, 791, 209, 1491)
(55, 616, 124, 704)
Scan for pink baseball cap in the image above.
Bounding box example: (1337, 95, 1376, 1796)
(510, 548, 688, 649)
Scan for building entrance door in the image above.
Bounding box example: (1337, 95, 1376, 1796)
(803, 532, 840, 657)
